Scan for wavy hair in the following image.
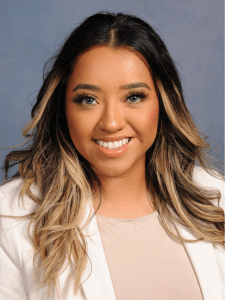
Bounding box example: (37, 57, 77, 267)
(2, 11, 224, 297)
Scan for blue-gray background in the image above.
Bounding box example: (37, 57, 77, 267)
(0, 0, 224, 182)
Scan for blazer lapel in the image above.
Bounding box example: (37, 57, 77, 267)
(174, 220, 224, 300)
(81, 201, 117, 300)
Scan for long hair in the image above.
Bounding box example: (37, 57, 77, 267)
(2, 11, 224, 297)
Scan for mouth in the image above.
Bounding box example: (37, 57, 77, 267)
(93, 137, 132, 150)
(92, 137, 133, 157)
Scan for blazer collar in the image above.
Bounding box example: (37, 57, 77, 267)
(80, 201, 224, 300)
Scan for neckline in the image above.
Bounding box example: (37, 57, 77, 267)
(95, 209, 158, 222)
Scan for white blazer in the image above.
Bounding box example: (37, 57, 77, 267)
(0, 166, 224, 300)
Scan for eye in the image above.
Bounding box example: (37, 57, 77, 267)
(72, 90, 148, 107)
(72, 94, 97, 106)
(126, 91, 148, 104)
(82, 96, 97, 105)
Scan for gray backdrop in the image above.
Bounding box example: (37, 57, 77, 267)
(0, 0, 224, 182)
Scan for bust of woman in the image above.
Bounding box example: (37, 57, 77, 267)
(0, 11, 224, 300)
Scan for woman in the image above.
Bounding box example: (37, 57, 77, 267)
(0, 11, 224, 300)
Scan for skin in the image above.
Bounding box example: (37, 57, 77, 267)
(66, 45, 159, 218)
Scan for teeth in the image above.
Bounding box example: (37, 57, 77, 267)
(118, 140, 123, 147)
(108, 142, 113, 149)
(113, 141, 119, 149)
(96, 138, 130, 149)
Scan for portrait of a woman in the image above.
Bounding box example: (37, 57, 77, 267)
(0, 11, 224, 300)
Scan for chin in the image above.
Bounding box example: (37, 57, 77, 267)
(90, 162, 134, 178)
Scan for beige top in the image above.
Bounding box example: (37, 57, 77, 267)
(95, 209, 204, 300)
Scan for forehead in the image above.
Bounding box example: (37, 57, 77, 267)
(75, 45, 150, 67)
(69, 45, 152, 86)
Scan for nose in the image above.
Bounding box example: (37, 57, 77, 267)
(98, 99, 126, 133)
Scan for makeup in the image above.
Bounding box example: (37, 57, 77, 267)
(72, 89, 148, 107)
(66, 46, 159, 178)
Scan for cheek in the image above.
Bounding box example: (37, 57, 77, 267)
(66, 111, 84, 141)
(147, 108, 159, 125)
(66, 111, 96, 149)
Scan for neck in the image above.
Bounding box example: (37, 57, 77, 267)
(91, 160, 155, 217)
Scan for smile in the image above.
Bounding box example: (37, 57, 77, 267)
(95, 138, 131, 150)
(93, 137, 133, 157)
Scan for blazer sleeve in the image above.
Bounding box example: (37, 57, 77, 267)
(0, 189, 29, 299)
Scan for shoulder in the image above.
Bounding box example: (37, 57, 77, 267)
(192, 165, 225, 209)
(0, 179, 41, 268)
(0, 178, 39, 216)
(0, 179, 42, 293)
(193, 165, 224, 191)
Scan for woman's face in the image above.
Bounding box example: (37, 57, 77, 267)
(66, 45, 159, 178)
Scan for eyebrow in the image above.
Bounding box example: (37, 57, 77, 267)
(72, 82, 150, 92)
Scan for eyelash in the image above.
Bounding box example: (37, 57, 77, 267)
(72, 89, 148, 107)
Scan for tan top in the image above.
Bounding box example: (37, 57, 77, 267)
(96, 210, 204, 300)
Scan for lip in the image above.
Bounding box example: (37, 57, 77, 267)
(93, 136, 132, 142)
(93, 138, 133, 157)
